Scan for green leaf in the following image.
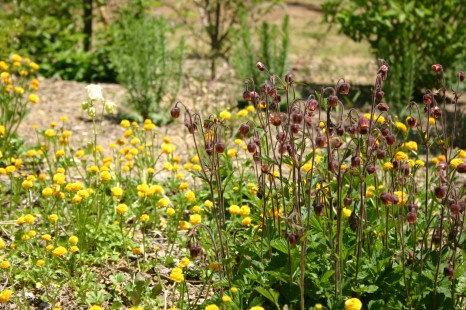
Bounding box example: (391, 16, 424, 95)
(255, 287, 280, 309)
(368, 299, 385, 309)
(270, 238, 289, 254)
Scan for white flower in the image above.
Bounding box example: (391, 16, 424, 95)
(104, 101, 116, 113)
(85, 84, 103, 101)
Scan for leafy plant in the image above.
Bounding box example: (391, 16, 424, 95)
(110, 7, 183, 123)
(322, 0, 466, 112)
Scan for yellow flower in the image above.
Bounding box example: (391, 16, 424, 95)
(166, 207, 176, 216)
(237, 109, 248, 117)
(116, 203, 129, 214)
(393, 191, 408, 206)
(28, 93, 39, 104)
(240, 205, 250, 216)
(29, 62, 39, 71)
(191, 155, 200, 163)
(402, 141, 418, 151)
(219, 110, 231, 120)
(0, 238, 5, 249)
(69, 236, 79, 244)
(22, 180, 34, 189)
(192, 205, 202, 213)
(14, 86, 24, 95)
(0, 289, 13, 303)
(229, 205, 240, 215)
(242, 217, 252, 226)
(383, 162, 394, 171)
(185, 190, 196, 202)
(415, 159, 425, 167)
(70, 246, 79, 253)
(178, 257, 190, 268)
(179, 221, 191, 230)
(53, 173, 66, 184)
(48, 214, 59, 223)
(52, 246, 68, 257)
(179, 182, 189, 190)
(192, 164, 202, 171)
(89, 306, 104, 310)
(138, 214, 149, 223)
(100, 171, 112, 181)
(431, 157, 439, 164)
(205, 305, 219, 310)
(189, 214, 202, 225)
(132, 247, 143, 255)
(41, 234, 52, 241)
(227, 148, 237, 158)
(345, 297, 362, 310)
(301, 162, 313, 172)
(342, 207, 352, 218)
(394, 121, 407, 133)
(204, 200, 213, 208)
(0, 261, 10, 269)
(24, 214, 35, 224)
(111, 187, 123, 197)
(230, 287, 238, 294)
(234, 139, 244, 145)
(36, 260, 46, 267)
(450, 158, 464, 168)
(429, 117, 436, 125)
(46, 245, 54, 252)
(0, 61, 8, 71)
(394, 151, 408, 161)
(457, 150, 466, 159)
(222, 295, 232, 303)
(169, 267, 185, 282)
(438, 155, 446, 162)
(250, 307, 265, 310)
(159, 197, 170, 207)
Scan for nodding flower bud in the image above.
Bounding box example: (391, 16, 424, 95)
(407, 116, 417, 127)
(423, 93, 433, 105)
(376, 103, 389, 112)
(351, 155, 361, 168)
(408, 203, 419, 213)
(401, 163, 410, 176)
(276, 131, 286, 141)
(338, 82, 350, 95)
(170, 105, 181, 119)
(269, 113, 282, 126)
(292, 112, 303, 124)
(285, 72, 294, 84)
(377, 149, 386, 160)
(434, 186, 446, 199)
(430, 106, 442, 118)
(256, 61, 266, 71)
(379, 64, 389, 80)
(344, 197, 352, 206)
(314, 203, 324, 216)
(457, 71, 465, 82)
(375, 90, 384, 102)
(315, 134, 327, 148)
(456, 163, 466, 173)
(247, 141, 257, 154)
(239, 123, 250, 136)
(215, 141, 226, 153)
(307, 98, 318, 111)
(250, 91, 260, 102)
(443, 266, 454, 280)
(431, 64, 443, 72)
(366, 164, 376, 174)
(189, 245, 202, 258)
(449, 203, 460, 216)
(328, 95, 339, 107)
(330, 137, 343, 149)
(407, 211, 417, 224)
(337, 126, 345, 136)
(385, 133, 395, 145)
(261, 83, 272, 95)
(380, 192, 393, 205)
(358, 117, 369, 134)
(243, 90, 252, 101)
(290, 123, 300, 134)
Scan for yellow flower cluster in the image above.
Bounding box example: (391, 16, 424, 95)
(169, 267, 184, 282)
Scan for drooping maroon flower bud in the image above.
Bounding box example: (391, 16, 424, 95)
(253, 153, 261, 162)
(379, 64, 389, 80)
(423, 93, 433, 105)
(247, 141, 257, 154)
(276, 132, 286, 142)
(205, 142, 214, 156)
(274, 94, 281, 104)
(269, 113, 282, 126)
(380, 192, 393, 205)
(375, 90, 384, 102)
(261, 82, 272, 95)
(186, 123, 198, 134)
(407, 211, 417, 224)
(430, 106, 442, 118)
(366, 165, 376, 174)
(314, 204, 324, 216)
(288, 233, 297, 245)
(431, 64, 443, 72)
(358, 117, 370, 134)
(285, 72, 294, 84)
(328, 95, 339, 107)
(377, 149, 386, 160)
(456, 163, 466, 173)
(385, 134, 395, 145)
(256, 61, 266, 71)
(215, 141, 226, 153)
(315, 135, 327, 147)
(290, 123, 300, 134)
(337, 126, 345, 136)
(250, 91, 260, 101)
(243, 90, 252, 101)
(443, 266, 454, 280)
(239, 123, 250, 136)
(292, 112, 303, 124)
(351, 155, 361, 168)
(347, 125, 357, 135)
(407, 116, 417, 127)
(261, 164, 270, 173)
(458, 71, 465, 82)
(380, 127, 390, 137)
(434, 186, 446, 199)
(269, 88, 277, 98)
(330, 137, 343, 149)
(338, 82, 350, 95)
(401, 163, 410, 176)
(449, 203, 460, 216)
(408, 203, 418, 213)
(432, 233, 441, 245)
(170, 105, 181, 119)
(377, 103, 389, 112)
(189, 245, 202, 258)
(344, 197, 352, 207)
(307, 98, 318, 111)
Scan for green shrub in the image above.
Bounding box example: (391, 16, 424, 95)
(110, 11, 183, 123)
(232, 10, 290, 90)
(322, 0, 466, 111)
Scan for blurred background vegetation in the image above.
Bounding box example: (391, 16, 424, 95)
(0, 0, 464, 116)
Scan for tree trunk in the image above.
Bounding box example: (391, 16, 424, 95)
(83, 0, 93, 51)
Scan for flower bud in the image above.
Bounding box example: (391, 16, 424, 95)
(104, 101, 115, 113)
(256, 62, 266, 71)
(285, 72, 294, 84)
(292, 112, 303, 124)
(337, 126, 345, 136)
(315, 135, 326, 147)
(239, 123, 250, 136)
(243, 90, 251, 101)
(456, 163, 466, 173)
(276, 132, 286, 142)
(87, 107, 96, 117)
(247, 141, 257, 154)
(407, 116, 417, 127)
(351, 155, 361, 168)
(290, 123, 300, 134)
(380, 192, 393, 205)
(314, 204, 324, 216)
(307, 98, 318, 111)
(377, 149, 386, 160)
(385, 134, 395, 145)
(171, 106, 181, 119)
(269, 113, 282, 126)
(338, 82, 350, 95)
(423, 93, 433, 105)
(344, 197, 352, 206)
(376, 103, 389, 112)
(457, 71, 465, 82)
(443, 266, 454, 279)
(375, 90, 384, 102)
(358, 117, 369, 134)
(434, 186, 446, 199)
(366, 165, 376, 174)
(431, 64, 443, 72)
(328, 95, 339, 107)
(81, 101, 90, 110)
(407, 211, 417, 224)
(215, 141, 226, 153)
